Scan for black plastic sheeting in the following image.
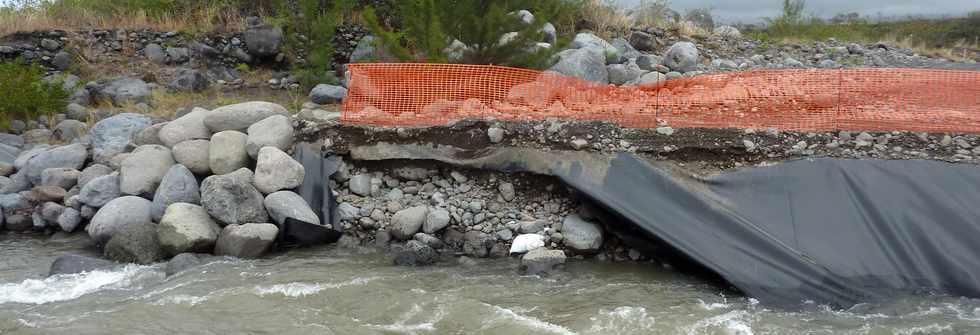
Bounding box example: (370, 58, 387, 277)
(349, 143, 980, 307)
(557, 155, 980, 307)
(282, 143, 343, 247)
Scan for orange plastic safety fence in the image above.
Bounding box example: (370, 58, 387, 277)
(342, 63, 980, 133)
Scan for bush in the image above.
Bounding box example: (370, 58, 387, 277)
(0, 61, 69, 127)
(274, 0, 351, 89)
(362, 0, 570, 69)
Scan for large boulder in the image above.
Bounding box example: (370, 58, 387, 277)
(150, 165, 200, 221)
(144, 43, 166, 64)
(87, 196, 153, 244)
(628, 31, 659, 51)
(49, 254, 119, 276)
(245, 115, 293, 159)
(104, 222, 165, 264)
(463, 231, 494, 258)
(134, 122, 166, 146)
(57, 207, 82, 232)
(570, 32, 617, 58)
(0, 142, 20, 165)
(611, 37, 641, 60)
(309, 84, 347, 104)
(119, 145, 175, 197)
(607, 61, 645, 85)
(390, 206, 428, 240)
(200, 174, 268, 226)
(253, 147, 304, 194)
(52, 120, 88, 143)
(422, 208, 451, 233)
(263, 190, 319, 225)
(662, 41, 699, 73)
(159, 107, 212, 147)
(209, 131, 248, 175)
(243, 25, 283, 58)
(713, 25, 741, 38)
(393, 240, 438, 266)
(78, 173, 120, 207)
(157, 203, 221, 255)
(214, 223, 279, 258)
(78, 164, 113, 189)
(91, 77, 152, 106)
(90, 113, 152, 163)
(24, 143, 87, 184)
(204, 101, 289, 132)
(167, 69, 211, 92)
(521, 248, 566, 275)
(561, 214, 603, 253)
(40, 167, 80, 190)
(164, 253, 205, 276)
(548, 47, 608, 84)
(350, 35, 383, 63)
(172, 139, 211, 175)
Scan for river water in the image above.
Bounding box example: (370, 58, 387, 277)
(2, 234, 980, 335)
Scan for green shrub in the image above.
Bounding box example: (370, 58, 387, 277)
(0, 60, 69, 127)
(362, 0, 571, 69)
(274, 0, 350, 89)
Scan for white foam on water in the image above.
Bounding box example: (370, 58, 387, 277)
(153, 294, 210, 306)
(485, 304, 577, 335)
(894, 323, 953, 335)
(698, 299, 731, 311)
(586, 306, 657, 334)
(0, 265, 154, 305)
(366, 304, 443, 334)
(686, 310, 755, 335)
(254, 276, 379, 298)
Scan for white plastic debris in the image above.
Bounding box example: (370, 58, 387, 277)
(509, 234, 546, 254)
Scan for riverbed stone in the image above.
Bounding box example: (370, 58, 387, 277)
(104, 222, 165, 264)
(561, 214, 603, 253)
(172, 139, 211, 175)
(390, 205, 428, 240)
(393, 240, 438, 266)
(422, 208, 451, 233)
(57, 207, 82, 232)
(78, 164, 111, 189)
(157, 203, 221, 255)
(164, 253, 204, 276)
(253, 147, 304, 194)
(349, 174, 372, 196)
(203, 101, 289, 132)
(150, 165, 200, 221)
(209, 131, 249, 175)
(25, 143, 87, 184)
(120, 145, 175, 197)
(159, 107, 212, 147)
(263, 190, 319, 225)
(31, 186, 67, 202)
(90, 113, 152, 163)
(214, 223, 279, 258)
(201, 174, 269, 226)
(245, 115, 293, 158)
(463, 231, 494, 258)
(309, 84, 347, 104)
(548, 47, 608, 84)
(521, 248, 566, 275)
(78, 174, 120, 207)
(87, 196, 153, 244)
(49, 254, 119, 276)
(40, 168, 80, 190)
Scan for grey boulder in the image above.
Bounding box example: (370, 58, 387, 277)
(521, 248, 566, 275)
(390, 206, 428, 240)
(104, 222, 165, 264)
(203, 101, 289, 132)
(662, 41, 699, 73)
(159, 107, 212, 147)
(78, 174, 120, 207)
(150, 165, 200, 221)
(25, 143, 87, 184)
(167, 69, 210, 92)
(119, 145, 175, 197)
(214, 223, 279, 258)
(548, 47, 608, 84)
(52, 120, 88, 143)
(49, 254, 119, 276)
(245, 115, 293, 158)
(422, 208, 451, 233)
(90, 113, 152, 163)
(40, 167, 80, 190)
(253, 147, 304, 194)
(200, 174, 269, 226)
(157, 203, 221, 255)
(87, 196, 153, 244)
(263, 190, 318, 225)
(243, 25, 283, 58)
(309, 84, 347, 104)
(172, 139, 211, 175)
(209, 131, 248, 175)
(561, 214, 603, 253)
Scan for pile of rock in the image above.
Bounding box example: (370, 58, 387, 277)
(0, 101, 317, 264)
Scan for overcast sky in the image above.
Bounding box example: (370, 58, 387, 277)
(615, 0, 980, 23)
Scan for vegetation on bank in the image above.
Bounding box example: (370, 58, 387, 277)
(744, 0, 980, 57)
(0, 60, 69, 127)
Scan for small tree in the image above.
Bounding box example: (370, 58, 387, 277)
(278, 0, 352, 89)
(0, 60, 69, 127)
(363, 0, 567, 69)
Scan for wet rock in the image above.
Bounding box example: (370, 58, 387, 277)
(120, 145, 175, 197)
(150, 165, 200, 221)
(414, 232, 443, 249)
(49, 254, 118, 276)
(90, 113, 152, 163)
(390, 205, 428, 240)
(422, 208, 451, 233)
(215, 223, 279, 258)
(253, 147, 304, 194)
(78, 174, 120, 207)
(662, 42, 699, 73)
(87, 196, 152, 244)
(487, 126, 504, 143)
(159, 107, 212, 147)
(157, 203, 221, 255)
(309, 84, 347, 104)
(246, 115, 293, 159)
(561, 215, 604, 253)
(204, 101, 289, 133)
(263, 190, 318, 225)
(164, 253, 204, 276)
(40, 168, 80, 190)
(393, 240, 438, 266)
(463, 231, 494, 258)
(104, 222, 165, 264)
(521, 248, 566, 275)
(24, 143, 87, 184)
(57, 207, 82, 232)
(209, 131, 249, 175)
(200, 174, 268, 226)
(172, 140, 211, 175)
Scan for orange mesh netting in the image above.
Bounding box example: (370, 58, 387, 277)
(341, 63, 980, 133)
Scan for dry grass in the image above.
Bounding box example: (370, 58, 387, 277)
(0, 4, 245, 37)
(579, 0, 634, 39)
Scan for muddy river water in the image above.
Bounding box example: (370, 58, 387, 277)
(1, 235, 979, 334)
